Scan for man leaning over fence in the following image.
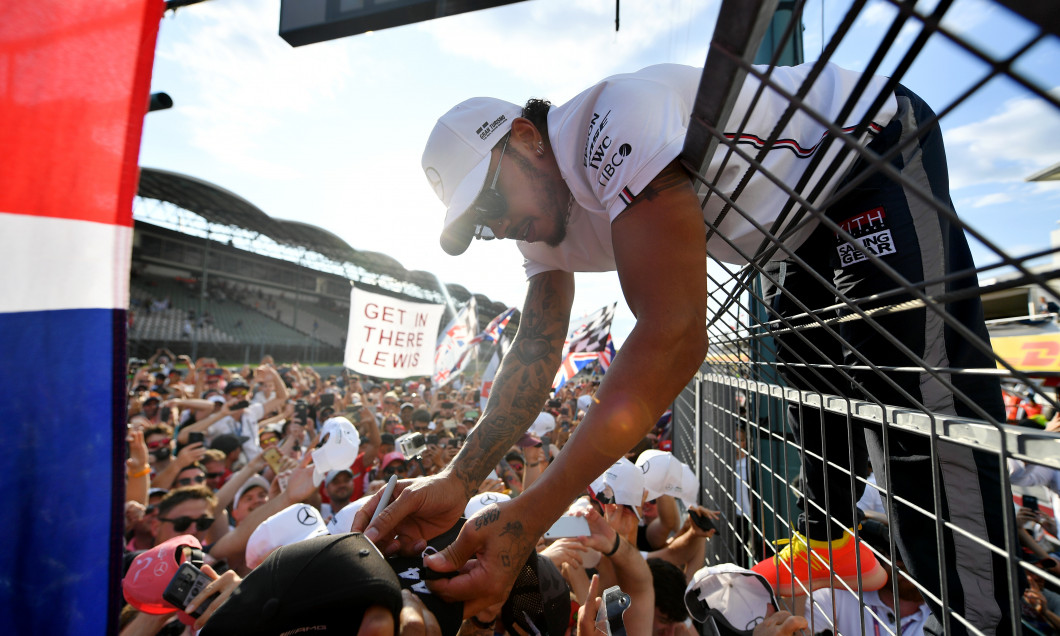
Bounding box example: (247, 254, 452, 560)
(352, 62, 1015, 634)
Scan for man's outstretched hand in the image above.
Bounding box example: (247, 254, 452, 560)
(420, 498, 542, 617)
(351, 473, 469, 556)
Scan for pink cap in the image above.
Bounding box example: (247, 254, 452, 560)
(122, 534, 202, 615)
(381, 451, 407, 469)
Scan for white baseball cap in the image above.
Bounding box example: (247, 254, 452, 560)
(590, 457, 645, 517)
(464, 491, 511, 518)
(233, 475, 270, 511)
(311, 417, 361, 486)
(636, 450, 699, 504)
(529, 411, 556, 438)
(422, 97, 523, 256)
(245, 504, 329, 569)
(684, 564, 778, 634)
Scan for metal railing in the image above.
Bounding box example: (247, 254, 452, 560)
(673, 1, 1059, 634)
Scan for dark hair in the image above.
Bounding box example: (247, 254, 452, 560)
(158, 485, 216, 518)
(648, 558, 689, 623)
(522, 98, 552, 145)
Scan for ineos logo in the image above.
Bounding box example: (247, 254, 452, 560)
(425, 167, 444, 200)
(297, 506, 317, 526)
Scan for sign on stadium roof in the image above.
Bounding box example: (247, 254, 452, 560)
(280, 0, 529, 47)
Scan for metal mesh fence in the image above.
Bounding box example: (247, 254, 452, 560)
(672, 1, 1059, 634)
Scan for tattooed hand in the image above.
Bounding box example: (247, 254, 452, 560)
(422, 497, 543, 617)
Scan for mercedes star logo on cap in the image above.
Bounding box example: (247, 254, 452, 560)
(482, 494, 498, 504)
(297, 506, 317, 526)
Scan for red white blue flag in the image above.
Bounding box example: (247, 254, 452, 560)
(553, 351, 602, 390)
(470, 307, 516, 346)
(433, 297, 478, 386)
(553, 304, 617, 389)
(598, 334, 617, 371)
(0, 0, 163, 632)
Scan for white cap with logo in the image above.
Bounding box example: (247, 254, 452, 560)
(637, 449, 699, 504)
(245, 504, 329, 569)
(421, 97, 523, 256)
(590, 457, 646, 517)
(464, 491, 511, 519)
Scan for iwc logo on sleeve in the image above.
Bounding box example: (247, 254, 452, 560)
(836, 207, 897, 265)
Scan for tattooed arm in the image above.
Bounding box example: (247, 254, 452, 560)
(351, 269, 573, 557)
(423, 160, 709, 616)
(448, 269, 574, 498)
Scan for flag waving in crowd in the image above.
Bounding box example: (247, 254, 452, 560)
(480, 334, 513, 411)
(433, 297, 478, 387)
(554, 303, 617, 390)
(470, 307, 516, 347)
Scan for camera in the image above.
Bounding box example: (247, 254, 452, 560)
(397, 432, 427, 459)
(596, 585, 631, 636)
(162, 562, 217, 619)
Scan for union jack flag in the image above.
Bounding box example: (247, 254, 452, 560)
(433, 298, 477, 386)
(562, 303, 616, 358)
(469, 307, 516, 346)
(553, 351, 601, 390)
(598, 334, 616, 371)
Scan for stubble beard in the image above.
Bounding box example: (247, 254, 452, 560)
(511, 149, 570, 248)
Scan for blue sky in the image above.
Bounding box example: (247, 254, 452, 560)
(140, 0, 1059, 346)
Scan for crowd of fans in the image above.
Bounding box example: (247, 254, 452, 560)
(119, 348, 1060, 635)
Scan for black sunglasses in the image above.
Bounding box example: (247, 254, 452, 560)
(205, 472, 225, 479)
(472, 133, 511, 240)
(159, 515, 215, 532)
(176, 475, 206, 487)
(383, 465, 407, 477)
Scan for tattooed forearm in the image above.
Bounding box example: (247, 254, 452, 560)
(449, 270, 573, 496)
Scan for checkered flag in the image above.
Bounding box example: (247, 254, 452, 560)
(564, 303, 616, 356)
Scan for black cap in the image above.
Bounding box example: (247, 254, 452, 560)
(380, 433, 396, 446)
(210, 434, 247, 455)
(201, 534, 402, 636)
(411, 408, 432, 423)
(224, 378, 249, 393)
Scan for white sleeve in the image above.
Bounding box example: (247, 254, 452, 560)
(572, 79, 689, 220)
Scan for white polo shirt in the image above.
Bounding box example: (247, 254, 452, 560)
(519, 62, 898, 277)
(207, 401, 264, 461)
(810, 588, 931, 636)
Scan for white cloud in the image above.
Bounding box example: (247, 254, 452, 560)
(945, 89, 1060, 190)
(153, 0, 357, 177)
(958, 192, 1013, 208)
(418, 0, 718, 97)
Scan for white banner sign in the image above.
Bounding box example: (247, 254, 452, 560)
(344, 287, 444, 379)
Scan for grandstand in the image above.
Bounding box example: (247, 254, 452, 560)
(131, 167, 516, 364)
